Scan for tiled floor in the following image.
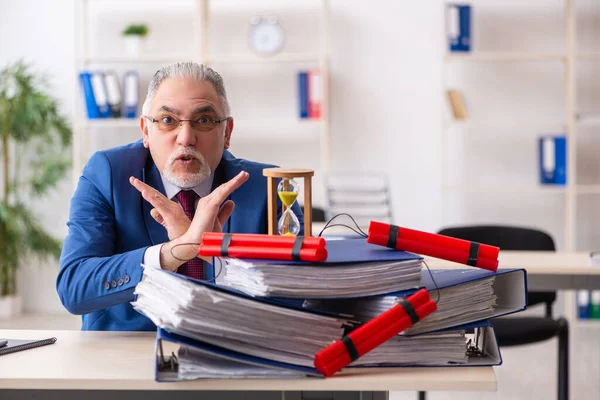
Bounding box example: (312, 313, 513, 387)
(3, 312, 600, 400)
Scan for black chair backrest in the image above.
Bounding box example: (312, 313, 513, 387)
(437, 225, 556, 314)
(303, 206, 326, 222)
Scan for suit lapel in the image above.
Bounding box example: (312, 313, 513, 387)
(214, 152, 261, 234)
(141, 159, 169, 246)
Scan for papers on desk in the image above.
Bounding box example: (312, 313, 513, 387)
(352, 330, 468, 366)
(217, 239, 424, 298)
(133, 266, 349, 368)
(219, 258, 423, 298)
(135, 265, 505, 380)
(303, 268, 527, 335)
(178, 346, 306, 379)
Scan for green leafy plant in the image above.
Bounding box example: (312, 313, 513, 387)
(122, 23, 150, 37)
(0, 61, 71, 297)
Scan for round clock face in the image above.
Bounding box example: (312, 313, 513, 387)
(249, 19, 285, 56)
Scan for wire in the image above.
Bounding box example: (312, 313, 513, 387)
(170, 215, 440, 304)
(170, 242, 223, 283)
(317, 213, 369, 237)
(170, 242, 201, 262)
(422, 259, 441, 305)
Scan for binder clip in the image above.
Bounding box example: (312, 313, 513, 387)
(465, 327, 486, 358)
(157, 340, 178, 372)
(367, 221, 499, 272)
(314, 289, 437, 377)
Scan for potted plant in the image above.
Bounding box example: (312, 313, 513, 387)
(0, 61, 71, 318)
(122, 23, 150, 57)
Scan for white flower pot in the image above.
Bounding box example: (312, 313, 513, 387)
(125, 36, 146, 57)
(0, 295, 23, 319)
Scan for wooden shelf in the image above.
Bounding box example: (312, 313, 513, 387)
(445, 52, 565, 63)
(78, 54, 197, 64)
(75, 118, 322, 142)
(206, 52, 322, 64)
(443, 184, 567, 194)
(443, 119, 566, 130)
(578, 52, 600, 61)
(577, 116, 600, 126)
(576, 185, 600, 194)
(75, 118, 139, 128)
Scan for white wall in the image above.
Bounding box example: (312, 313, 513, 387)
(0, 0, 444, 314)
(7, 0, 599, 314)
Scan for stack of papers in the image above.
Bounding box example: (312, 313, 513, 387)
(352, 330, 468, 366)
(133, 266, 349, 367)
(217, 239, 423, 298)
(304, 276, 497, 335)
(220, 258, 423, 298)
(178, 346, 307, 379)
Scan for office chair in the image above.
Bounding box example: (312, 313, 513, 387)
(323, 171, 394, 231)
(424, 225, 568, 400)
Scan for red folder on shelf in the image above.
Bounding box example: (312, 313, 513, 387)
(198, 233, 328, 262)
(314, 289, 437, 377)
(367, 221, 499, 272)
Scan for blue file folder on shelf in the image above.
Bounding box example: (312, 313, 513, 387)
(447, 4, 471, 52)
(79, 72, 111, 119)
(123, 70, 139, 118)
(539, 135, 566, 185)
(297, 71, 309, 119)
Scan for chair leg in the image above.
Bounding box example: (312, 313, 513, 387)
(417, 391, 426, 400)
(558, 317, 569, 400)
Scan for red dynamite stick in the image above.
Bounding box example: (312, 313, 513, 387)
(314, 289, 437, 377)
(198, 245, 328, 262)
(368, 222, 499, 260)
(369, 232, 498, 272)
(312, 290, 427, 367)
(317, 301, 437, 377)
(368, 221, 499, 272)
(202, 232, 326, 249)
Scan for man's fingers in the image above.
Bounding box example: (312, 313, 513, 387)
(150, 208, 165, 226)
(129, 176, 171, 213)
(217, 200, 235, 227)
(208, 171, 249, 205)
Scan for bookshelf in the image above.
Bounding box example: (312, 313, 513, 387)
(72, 0, 331, 204)
(440, 0, 600, 253)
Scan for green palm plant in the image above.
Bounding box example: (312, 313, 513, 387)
(0, 61, 71, 297)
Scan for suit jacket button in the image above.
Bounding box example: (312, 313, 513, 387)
(123, 275, 130, 284)
(103, 281, 110, 290)
(117, 278, 124, 286)
(110, 280, 117, 288)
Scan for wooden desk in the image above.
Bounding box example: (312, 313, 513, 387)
(0, 330, 497, 393)
(425, 251, 600, 291)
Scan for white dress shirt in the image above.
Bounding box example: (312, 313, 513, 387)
(143, 173, 215, 269)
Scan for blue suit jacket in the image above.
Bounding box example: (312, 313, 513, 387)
(57, 141, 303, 331)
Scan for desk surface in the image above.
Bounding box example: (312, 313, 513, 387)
(425, 251, 595, 275)
(0, 330, 497, 392)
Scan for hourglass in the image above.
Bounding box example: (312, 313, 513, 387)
(277, 177, 300, 236)
(263, 168, 314, 237)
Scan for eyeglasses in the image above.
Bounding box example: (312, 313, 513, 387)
(144, 114, 230, 132)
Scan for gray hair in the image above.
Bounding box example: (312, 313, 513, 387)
(141, 62, 230, 116)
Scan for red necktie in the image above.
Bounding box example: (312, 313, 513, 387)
(175, 190, 203, 280)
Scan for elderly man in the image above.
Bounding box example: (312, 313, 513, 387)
(57, 62, 302, 330)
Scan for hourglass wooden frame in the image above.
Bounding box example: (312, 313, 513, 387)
(263, 168, 314, 237)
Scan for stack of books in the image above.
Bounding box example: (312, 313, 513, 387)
(132, 234, 528, 381)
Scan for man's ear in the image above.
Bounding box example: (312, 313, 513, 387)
(140, 116, 149, 148)
(223, 118, 234, 149)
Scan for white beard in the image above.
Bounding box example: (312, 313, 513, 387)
(161, 147, 212, 189)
